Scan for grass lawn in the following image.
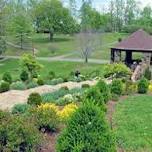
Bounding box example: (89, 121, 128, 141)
(113, 95, 152, 152)
(0, 59, 105, 80)
(5, 33, 129, 60)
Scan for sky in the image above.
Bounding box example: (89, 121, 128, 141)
(62, 0, 152, 12)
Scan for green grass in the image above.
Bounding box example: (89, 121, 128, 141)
(113, 95, 152, 152)
(0, 59, 105, 80)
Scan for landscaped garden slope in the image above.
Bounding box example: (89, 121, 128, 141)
(113, 95, 152, 152)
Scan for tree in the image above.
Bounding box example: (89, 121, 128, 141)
(76, 30, 101, 63)
(7, 2, 33, 49)
(20, 54, 43, 79)
(33, 0, 77, 40)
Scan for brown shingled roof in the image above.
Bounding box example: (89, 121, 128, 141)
(112, 29, 152, 52)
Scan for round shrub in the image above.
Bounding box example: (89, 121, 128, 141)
(57, 94, 74, 106)
(96, 80, 111, 103)
(111, 79, 123, 95)
(10, 81, 26, 90)
(2, 72, 12, 83)
(27, 81, 38, 89)
(0, 116, 42, 152)
(33, 103, 59, 132)
(20, 70, 29, 82)
(48, 71, 56, 80)
(37, 78, 44, 86)
(12, 104, 31, 114)
(0, 81, 10, 93)
(84, 87, 106, 111)
(56, 101, 116, 152)
(82, 83, 90, 88)
(27, 92, 42, 106)
(138, 77, 149, 94)
(125, 80, 137, 95)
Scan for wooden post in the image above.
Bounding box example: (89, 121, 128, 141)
(125, 51, 132, 65)
(111, 49, 115, 63)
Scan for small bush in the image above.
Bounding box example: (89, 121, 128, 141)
(111, 79, 123, 95)
(20, 70, 29, 82)
(48, 71, 56, 80)
(138, 77, 149, 94)
(56, 101, 116, 152)
(96, 80, 111, 103)
(0, 116, 42, 152)
(84, 87, 106, 111)
(12, 104, 31, 114)
(125, 80, 137, 95)
(2, 72, 12, 83)
(82, 83, 90, 88)
(34, 103, 59, 132)
(27, 93, 42, 106)
(37, 78, 44, 86)
(144, 67, 151, 80)
(0, 81, 10, 93)
(57, 94, 74, 106)
(10, 81, 26, 90)
(27, 81, 38, 89)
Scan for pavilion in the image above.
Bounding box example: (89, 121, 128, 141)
(111, 29, 152, 66)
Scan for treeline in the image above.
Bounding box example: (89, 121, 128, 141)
(1, 0, 152, 40)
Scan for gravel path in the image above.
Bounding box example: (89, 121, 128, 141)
(0, 80, 97, 110)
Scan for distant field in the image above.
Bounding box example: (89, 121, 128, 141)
(5, 33, 129, 60)
(0, 59, 105, 80)
(114, 95, 152, 152)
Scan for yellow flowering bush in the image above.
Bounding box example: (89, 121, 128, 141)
(148, 84, 152, 92)
(58, 103, 78, 121)
(35, 103, 59, 132)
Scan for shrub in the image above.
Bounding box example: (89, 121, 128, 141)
(0, 81, 10, 93)
(37, 78, 44, 86)
(104, 63, 131, 79)
(27, 81, 38, 89)
(27, 93, 42, 106)
(34, 103, 59, 132)
(48, 71, 56, 80)
(10, 81, 26, 90)
(96, 80, 111, 103)
(125, 80, 137, 95)
(56, 101, 116, 152)
(84, 87, 106, 111)
(82, 83, 90, 88)
(111, 79, 123, 95)
(144, 67, 151, 80)
(12, 104, 31, 114)
(58, 103, 78, 122)
(0, 116, 42, 152)
(138, 77, 149, 94)
(2, 72, 12, 83)
(149, 83, 152, 92)
(20, 70, 29, 82)
(57, 94, 74, 106)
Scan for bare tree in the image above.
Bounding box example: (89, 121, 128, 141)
(76, 30, 101, 63)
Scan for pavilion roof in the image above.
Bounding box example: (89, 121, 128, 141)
(112, 29, 152, 52)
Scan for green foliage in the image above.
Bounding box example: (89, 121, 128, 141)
(12, 104, 31, 114)
(104, 63, 131, 79)
(0, 81, 10, 93)
(96, 80, 111, 103)
(111, 79, 123, 95)
(32, 105, 59, 132)
(27, 81, 38, 89)
(144, 67, 151, 80)
(48, 71, 56, 80)
(82, 83, 90, 88)
(2, 72, 12, 83)
(56, 101, 116, 152)
(10, 81, 26, 90)
(84, 86, 106, 111)
(0, 37, 6, 55)
(37, 78, 44, 86)
(48, 78, 64, 85)
(27, 93, 42, 106)
(20, 54, 43, 79)
(125, 80, 137, 95)
(20, 70, 29, 82)
(0, 116, 42, 152)
(138, 77, 149, 94)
